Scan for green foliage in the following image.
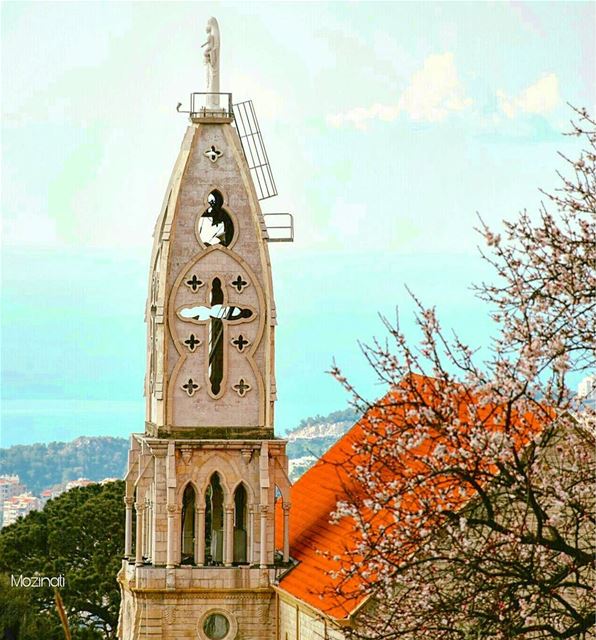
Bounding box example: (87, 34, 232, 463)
(0, 481, 125, 639)
(0, 574, 62, 640)
(0, 437, 128, 495)
(291, 407, 360, 433)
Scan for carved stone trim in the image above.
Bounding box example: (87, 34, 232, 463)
(180, 447, 193, 465)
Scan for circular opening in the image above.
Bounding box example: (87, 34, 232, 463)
(203, 613, 230, 640)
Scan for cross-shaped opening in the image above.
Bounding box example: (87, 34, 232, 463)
(178, 277, 254, 397)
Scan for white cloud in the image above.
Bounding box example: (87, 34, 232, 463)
(399, 53, 473, 121)
(497, 74, 560, 119)
(327, 53, 472, 130)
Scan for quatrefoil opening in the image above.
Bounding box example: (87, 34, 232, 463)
(204, 145, 223, 163)
(231, 334, 250, 352)
(184, 334, 201, 352)
(182, 378, 200, 397)
(230, 275, 249, 293)
(232, 378, 251, 397)
(184, 275, 204, 293)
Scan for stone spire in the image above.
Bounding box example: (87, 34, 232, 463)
(145, 18, 276, 440)
(118, 21, 290, 639)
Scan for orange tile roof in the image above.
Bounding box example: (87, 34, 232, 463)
(275, 418, 370, 619)
(275, 375, 546, 620)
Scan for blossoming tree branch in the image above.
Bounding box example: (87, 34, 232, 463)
(328, 107, 595, 639)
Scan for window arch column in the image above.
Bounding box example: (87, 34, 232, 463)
(124, 496, 134, 559)
(196, 505, 206, 566)
(134, 500, 145, 567)
(259, 504, 268, 568)
(282, 502, 291, 563)
(224, 504, 234, 566)
(247, 504, 255, 564)
(166, 503, 178, 568)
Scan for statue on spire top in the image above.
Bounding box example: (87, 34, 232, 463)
(202, 17, 220, 109)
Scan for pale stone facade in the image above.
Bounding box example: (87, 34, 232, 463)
(116, 21, 357, 639)
(117, 95, 292, 639)
(277, 594, 347, 640)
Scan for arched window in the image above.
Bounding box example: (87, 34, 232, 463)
(205, 473, 224, 565)
(233, 484, 248, 564)
(181, 484, 196, 565)
(198, 190, 234, 247)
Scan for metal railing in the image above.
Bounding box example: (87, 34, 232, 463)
(177, 92, 234, 119)
(233, 100, 278, 200)
(264, 213, 294, 242)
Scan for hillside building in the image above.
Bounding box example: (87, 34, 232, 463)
(0, 475, 25, 503)
(2, 493, 42, 528)
(0, 475, 26, 527)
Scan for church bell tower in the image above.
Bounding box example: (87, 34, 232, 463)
(118, 18, 291, 639)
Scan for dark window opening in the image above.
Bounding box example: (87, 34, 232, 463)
(203, 613, 230, 640)
(180, 484, 196, 565)
(233, 484, 248, 564)
(205, 473, 224, 565)
(177, 276, 254, 397)
(199, 190, 234, 247)
(209, 278, 224, 396)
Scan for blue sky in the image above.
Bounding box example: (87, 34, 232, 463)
(2, 2, 594, 447)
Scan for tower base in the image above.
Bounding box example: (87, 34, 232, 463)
(118, 561, 278, 639)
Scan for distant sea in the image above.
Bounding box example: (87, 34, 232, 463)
(0, 399, 143, 448)
(3, 246, 531, 449)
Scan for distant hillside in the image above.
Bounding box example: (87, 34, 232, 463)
(286, 408, 360, 480)
(0, 436, 129, 495)
(0, 408, 360, 492)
